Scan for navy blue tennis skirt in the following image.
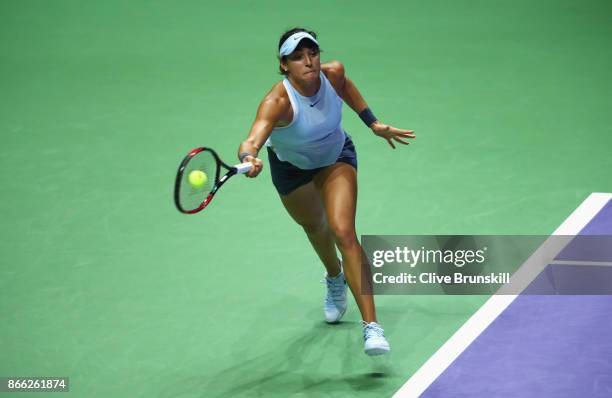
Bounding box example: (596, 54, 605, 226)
(267, 133, 358, 196)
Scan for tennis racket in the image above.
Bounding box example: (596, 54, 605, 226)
(174, 147, 253, 214)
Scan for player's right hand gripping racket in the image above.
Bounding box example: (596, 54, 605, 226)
(174, 147, 253, 214)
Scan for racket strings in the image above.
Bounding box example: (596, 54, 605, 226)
(179, 151, 217, 211)
(186, 161, 214, 195)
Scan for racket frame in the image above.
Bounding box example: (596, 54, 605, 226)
(174, 147, 241, 214)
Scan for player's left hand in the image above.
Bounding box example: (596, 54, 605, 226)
(371, 121, 415, 149)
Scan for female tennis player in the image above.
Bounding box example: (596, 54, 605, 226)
(237, 28, 415, 356)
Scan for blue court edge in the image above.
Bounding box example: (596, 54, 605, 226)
(420, 199, 612, 397)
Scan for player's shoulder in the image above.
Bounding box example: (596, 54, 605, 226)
(322, 61, 346, 91)
(262, 81, 290, 108)
(257, 81, 291, 118)
(322, 61, 345, 81)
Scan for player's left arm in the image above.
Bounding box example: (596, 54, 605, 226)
(322, 61, 415, 149)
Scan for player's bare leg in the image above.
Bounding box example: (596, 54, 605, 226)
(313, 162, 377, 323)
(280, 182, 341, 277)
(314, 162, 390, 355)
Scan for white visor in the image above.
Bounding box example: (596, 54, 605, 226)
(279, 32, 319, 57)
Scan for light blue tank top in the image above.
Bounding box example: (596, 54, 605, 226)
(265, 71, 346, 169)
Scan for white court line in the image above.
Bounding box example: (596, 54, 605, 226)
(392, 192, 612, 398)
(550, 260, 612, 267)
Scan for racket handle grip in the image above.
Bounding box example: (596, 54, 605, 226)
(234, 162, 253, 174)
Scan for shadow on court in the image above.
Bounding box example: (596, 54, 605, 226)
(157, 307, 396, 397)
(153, 293, 484, 397)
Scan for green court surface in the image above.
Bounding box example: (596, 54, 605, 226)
(1, 1, 611, 397)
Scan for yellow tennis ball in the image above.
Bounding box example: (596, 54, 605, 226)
(188, 170, 207, 188)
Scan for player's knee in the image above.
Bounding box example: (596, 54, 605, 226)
(300, 217, 327, 235)
(330, 223, 357, 248)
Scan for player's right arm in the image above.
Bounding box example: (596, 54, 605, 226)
(238, 84, 290, 178)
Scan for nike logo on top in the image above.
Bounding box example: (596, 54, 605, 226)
(310, 99, 321, 107)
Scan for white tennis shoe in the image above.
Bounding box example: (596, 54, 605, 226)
(363, 321, 391, 356)
(323, 267, 347, 323)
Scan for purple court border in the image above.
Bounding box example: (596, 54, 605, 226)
(393, 193, 612, 398)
